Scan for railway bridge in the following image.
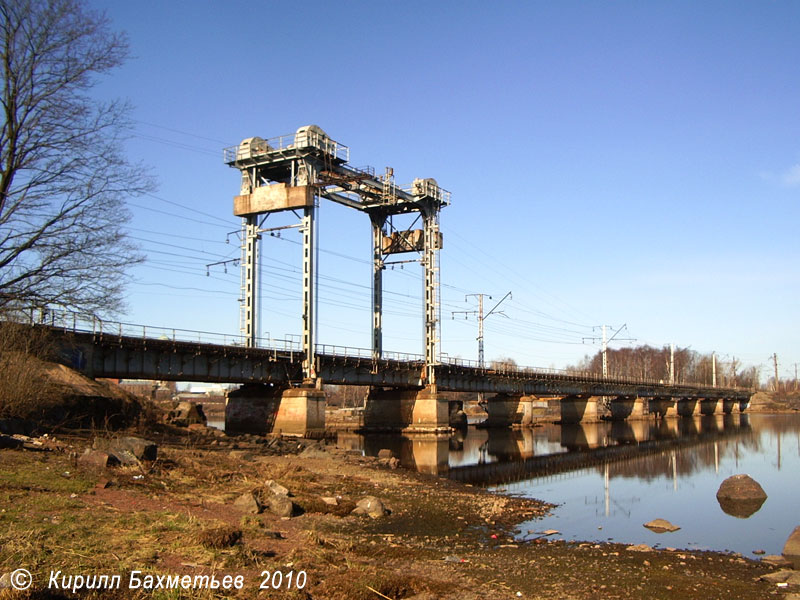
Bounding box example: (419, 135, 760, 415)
(37, 318, 750, 437)
(11, 125, 752, 436)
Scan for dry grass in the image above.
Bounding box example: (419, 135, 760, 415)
(0, 322, 56, 419)
(197, 525, 242, 549)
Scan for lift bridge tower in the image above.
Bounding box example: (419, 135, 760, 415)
(223, 125, 450, 388)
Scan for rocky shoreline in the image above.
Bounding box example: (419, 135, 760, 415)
(0, 425, 797, 599)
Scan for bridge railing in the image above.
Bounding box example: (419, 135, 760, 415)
(20, 309, 741, 392)
(315, 344, 425, 363)
(437, 353, 703, 389)
(26, 309, 303, 353)
(223, 131, 350, 164)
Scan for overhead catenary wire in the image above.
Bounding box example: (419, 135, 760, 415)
(119, 126, 642, 363)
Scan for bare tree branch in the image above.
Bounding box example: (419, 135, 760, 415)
(0, 0, 151, 318)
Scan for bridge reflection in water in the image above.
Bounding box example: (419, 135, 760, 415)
(338, 414, 753, 481)
(340, 414, 800, 555)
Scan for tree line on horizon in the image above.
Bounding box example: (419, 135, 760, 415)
(567, 345, 762, 389)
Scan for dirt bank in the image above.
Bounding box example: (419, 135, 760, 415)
(0, 427, 789, 600)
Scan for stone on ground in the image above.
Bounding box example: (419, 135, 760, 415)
(77, 449, 118, 470)
(115, 436, 158, 461)
(92, 436, 158, 465)
(759, 570, 800, 584)
(168, 401, 207, 427)
(351, 496, 388, 519)
(762, 554, 792, 568)
(264, 480, 289, 497)
(267, 494, 295, 518)
(783, 525, 800, 568)
(233, 491, 261, 514)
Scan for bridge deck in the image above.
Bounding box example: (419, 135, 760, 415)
(46, 326, 749, 401)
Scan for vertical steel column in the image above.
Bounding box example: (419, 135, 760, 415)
(371, 215, 384, 361)
(302, 202, 317, 380)
(422, 207, 440, 385)
(242, 215, 259, 348)
(477, 293, 485, 369)
(477, 293, 485, 405)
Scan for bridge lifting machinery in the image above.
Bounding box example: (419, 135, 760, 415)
(224, 125, 450, 385)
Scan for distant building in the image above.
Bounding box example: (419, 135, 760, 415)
(117, 379, 176, 401)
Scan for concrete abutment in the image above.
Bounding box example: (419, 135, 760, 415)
(648, 397, 677, 418)
(677, 397, 701, 417)
(362, 385, 451, 433)
(225, 383, 326, 437)
(559, 395, 599, 424)
(608, 396, 645, 421)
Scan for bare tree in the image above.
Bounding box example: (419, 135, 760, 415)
(1, 0, 150, 318)
(490, 356, 518, 371)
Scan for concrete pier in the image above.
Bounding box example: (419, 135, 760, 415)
(559, 395, 599, 424)
(677, 397, 701, 417)
(225, 383, 326, 437)
(648, 397, 677, 418)
(483, 393, 522, 427)
(700, 398, 722, 416)
(274, 387, 326, 437)
(722, 399, 739, 414)
(362, 385, 450, 433)
(608, 396, 645, 421)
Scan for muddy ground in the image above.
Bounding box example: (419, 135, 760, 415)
(0, 426, 794, 600)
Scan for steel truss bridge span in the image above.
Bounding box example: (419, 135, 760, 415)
(44, 323, 748, 401)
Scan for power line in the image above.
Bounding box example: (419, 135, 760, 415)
(131, 119, 232, 146)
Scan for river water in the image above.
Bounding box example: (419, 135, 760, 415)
(338, 413, 800, 556)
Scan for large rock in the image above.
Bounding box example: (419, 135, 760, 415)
(115, 437, 158, 461)
(93, 436, 157, 465)
(266, 495, 295, 518)
(783, 525, 800, 569)
(762, 554, 793, 568)
(643, 519, 680, 533)
(759, 570, 800, 585)
(233, 491, 261, 514)
(716, 474, 767, 519)
(77, 449, 118, 470)
(168, 401, 207, 427)
(351, 496, 388, 519)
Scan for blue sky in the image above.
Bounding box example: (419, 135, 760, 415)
(90, 0, 799, 382)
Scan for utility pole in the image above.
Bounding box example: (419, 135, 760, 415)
(453, 291, 512, 369)
(453, 291, 511, 404)
(476, 294, 485, 368)
(712, 351, 717, 388)
(794, 363, 798, 392)
(582, 324, 634, 378)
(731, 356, 738, 387)
(670, 343, 675, 385)
(773, 353, 779, 392)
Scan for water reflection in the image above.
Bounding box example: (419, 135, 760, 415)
(339, 414, 800, 554)
(337, 414, 755, 482)
(338, 432, 450, 475)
